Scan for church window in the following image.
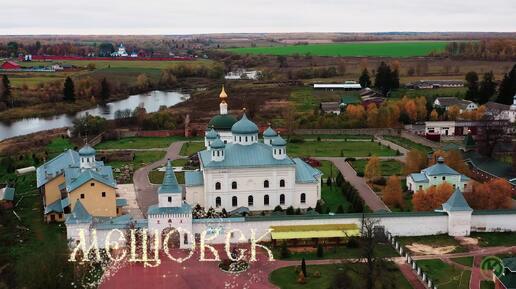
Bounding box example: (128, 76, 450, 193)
(300, 193, 306, 204)
(215, 182, 221, 190)
(280, 179, 285, 187)
(232, 181, 237, 189)
(215, 197, 221, 207)
(245, 136, 248, 142)
(248, 195, 254, 206)
(184, 234, 188, 244)
(232, 196, 238, 207)
(264, 180, 269, 188)
(168, 196, 172, 202)
(264, 195, 269, 206)
(442, 176, 446, 181)
(280, 194, 285, 205)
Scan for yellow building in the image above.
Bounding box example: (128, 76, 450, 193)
(36, 145, 125, 222)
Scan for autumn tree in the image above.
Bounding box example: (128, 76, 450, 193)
(136, 74, 152, 90)
(430, 150, 470, 175)
(464, 179, 512, 210)
(404, 149, 428, 175)
(364, 156, 380, 180)
(430, 109, 439, 120)
(382, 176, 403, 208)
(412, 183, 454, 211)
(366, 104, 380, 128)
(446, 105, 461, 120)
(415, 96, 428, 121)
(345, 104, 366, 122)
(402, 98, 417, 122)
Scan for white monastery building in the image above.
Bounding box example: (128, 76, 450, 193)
(187, 87, 322, 212)
(406, 156, 470, 192)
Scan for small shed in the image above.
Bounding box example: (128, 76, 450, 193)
(0, 61, 21, 70)
(0, 187, 15, 209)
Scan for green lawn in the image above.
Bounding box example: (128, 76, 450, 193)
(287, 141, 397, 157)
(19, 59, 207, 70)
(299, 134, 373, 140)
(317, 160, 338, 179)
(480, 280, 495, 289)
(95, 136, 190, 149)
(397, 234, 467, 253)
(389, 87, 467, 99)
(269, 262, 412, 289)
(107, 151, 165, 170)
(226, 41, 449, 57)
(452, 257, 473, 267)
(383, 135, 433, 154)
(417, 259, 471, 289)
(321, 184, 350, 213)
(45, 137, 75, 156)
(180, 141, 205, 156)
(148, 170, 185, 184)
(350, 159, 404, 176)
(471, 232, 516, 247)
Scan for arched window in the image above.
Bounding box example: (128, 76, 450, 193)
(280, 179, 285, 187)
(232, 196, 238, 207)
(232, 181, 237, 189)
(215, 182, 221, 190)
(248, 195, 254, 206)
(300, 193, 306, 204)
(245, 136, 248, 142)
(183, 234, 188, 244)
(280, 194, 285, 205)
(264, 180, 269, 188)
(215, 196, 221, 208)
(264, 195, 269, 206)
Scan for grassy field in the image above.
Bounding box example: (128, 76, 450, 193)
(470, 232, 516, 247)
(350, 159, 404, 176)
(287, 140, 397, 157)
(107, 151, 165, 170)
(274, 242, 398, 261)
(389, 87, 467, 99)
(19, 59, 205, 70)
(417, 259, 471, 289)
(317, 160, 338, 179)
(148, 170, 185, 184)
(321, 184, 350, 213)
(95, 136, 192, 149)
(451, 257, 473, 267)
(269, 263, 412, 289)
(226, 41, 449, 57)
(383, 135, 433, 154)
(180, 141, 205, 156)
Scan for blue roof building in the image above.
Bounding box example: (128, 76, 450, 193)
(407, 156, 470, 192)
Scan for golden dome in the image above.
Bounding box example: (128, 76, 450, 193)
(219, 85, 228, 99)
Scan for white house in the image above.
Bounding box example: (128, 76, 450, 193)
(406, 156, 470, 192)
(433, 97, 478, 113)
(187, 87, 322, 213)
(484, 96, 516, 123)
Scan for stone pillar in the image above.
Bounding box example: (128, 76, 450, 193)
(422, 272, 426, 282)
(412, 262, 416, 270)
(428, 279, 432, 288)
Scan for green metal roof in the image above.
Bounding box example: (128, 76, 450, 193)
(185, 171, 204, 187)
(422, 160, 461, 176)
(199, 142, 295, 169)
(463, 151, 516, 185)
(44, 198, 64, 214)
(205, 128, 218, 139)
(207, 114, 238, 130)
(0, 187, 15, 201)
(211, 137, 225, 149)
(409, 173, 429, 183)
(78, 144, 96, 156)
(442, 188, 472, 212)
(231, 113, 259, 134)
(293, 158, 322, 183)
(271, 135, 287, 146)
(505, 257, 516, 272)
(157, 161, 181, 194)
(463, 133, 476, 149)
(116, 198, 128, 207)
(36, 149, 79, 188)
(263, 126, 278, 137)
(64, 165, 116, 192)
(147, 203, 192, 215)
(340, 95, 361, 105)
(65, 200, 92, 224)
(92, 214, 147, 230)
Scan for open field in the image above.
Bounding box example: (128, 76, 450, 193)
(180, 141, 205, 156)
(416, 259, 471, 289)
(470, 232, 516, 247)
(350, 159, 404, 176)
(321, 184, 350, 213)
(287, 140, 397, 157)
(107, 151, 165, 171)
(269, 263, 412, 289)
(19, 59, 204, 70)
(95, 136, 191, 150)
(226, 41, 449, 57)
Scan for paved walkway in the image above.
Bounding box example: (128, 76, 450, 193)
(317, 157, 390, 212)
(133, 141, 186, 216)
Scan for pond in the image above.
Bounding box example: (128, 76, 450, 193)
(0, 90, 190, 141)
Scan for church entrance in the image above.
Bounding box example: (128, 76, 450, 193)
(161, 227, 181, 249)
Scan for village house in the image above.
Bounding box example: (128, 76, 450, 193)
(406, 80, 464, 89)
(433, 97, 478, 113)
(484, 96, 516, 123)
(424, 120, 511, 137)
(0, 60, 21, 70)
(36, 145, 126, 222)
(406, 156, 470, 192)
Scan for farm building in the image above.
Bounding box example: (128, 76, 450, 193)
(313, 81, 362, 91)
(424, 120, 512, 137)
(0, 61, 21, 70)
(484, 96, 516, 123)
(433, 97, 478, 112)
(320, 102, 342, 114)
(406, 80, 464, 89)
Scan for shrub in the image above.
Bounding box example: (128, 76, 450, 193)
(357, 172, 364, 177)
(313, 270, 321, 278)
(336, 205, 344, 213)
(345, 157, 356, 162)
(301, 258, 307, 277)
(289, 137, 304, 144)
(286, 206, 295, 215)
(273, 205, 283, 212)
(346, 237, 360, 248)
(317, 136, 321, 141)
(372, 177, 386, 186)
(280, 242, 290, 259)
(297, 272, 306, 284)
(316, 244, 324, 257)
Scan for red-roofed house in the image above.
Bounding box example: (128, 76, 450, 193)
(0, 61, 21, 70)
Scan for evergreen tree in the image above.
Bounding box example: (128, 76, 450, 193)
(465, 71, 479, 102)
(374, 62, 392, 96)
(1, 74, 11, 107)
(390, 69, 400, 90)
(358, 68, 371, 88)
(316, 244, 324, 257)
(63, 77, 75, 101)
(100, 77, 110, 100)
(496, 64, 516, 105)
(478, 71, 497, 104)
(301, 258, 307, 277)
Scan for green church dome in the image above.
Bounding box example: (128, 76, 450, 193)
(231, 113, 259, 135)
(208, 114, 238, 131)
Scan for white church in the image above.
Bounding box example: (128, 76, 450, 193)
(185, 87, 322, 212)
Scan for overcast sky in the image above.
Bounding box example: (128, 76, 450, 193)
(1, 0, 515, 35)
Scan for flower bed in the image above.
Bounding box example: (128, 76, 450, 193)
(218, 259, 250, 274)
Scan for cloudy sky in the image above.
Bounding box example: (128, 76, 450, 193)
(1, 0, 515, 34)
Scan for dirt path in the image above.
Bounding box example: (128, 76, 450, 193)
(317, 157, 391, 212)
(133, 141, 186, 216)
